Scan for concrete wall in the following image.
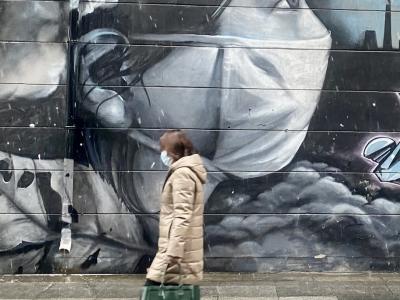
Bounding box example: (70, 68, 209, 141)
(0, 0, 399, 274)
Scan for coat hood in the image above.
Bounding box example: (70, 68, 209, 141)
(171, 154, 207, 184)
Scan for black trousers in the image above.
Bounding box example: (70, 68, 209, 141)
(144, 279, 179, 286)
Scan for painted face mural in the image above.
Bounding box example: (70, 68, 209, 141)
(0, 0, 400, 273)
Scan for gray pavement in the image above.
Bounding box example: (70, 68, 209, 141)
(0, 273, 400, 300)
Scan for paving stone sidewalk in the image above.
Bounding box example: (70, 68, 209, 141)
(0, 272, 399, 300)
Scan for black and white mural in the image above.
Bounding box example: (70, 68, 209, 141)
(0, 0, 400, 273)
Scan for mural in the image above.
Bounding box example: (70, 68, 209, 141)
(364, 137, 400, 184)
(0, 0, 399, 273)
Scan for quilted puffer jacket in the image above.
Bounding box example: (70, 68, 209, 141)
(146, 154, 207, 284)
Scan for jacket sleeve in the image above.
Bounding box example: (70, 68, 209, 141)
(166, 169, 196, 258)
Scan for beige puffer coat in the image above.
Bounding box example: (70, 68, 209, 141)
(146, 154, 207, 284)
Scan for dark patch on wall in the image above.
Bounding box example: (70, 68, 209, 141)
(80, 248, 101, 269)
(17, 171, 35, 188)
(0, 159, 12, 182)
(36, 172, 63, 231)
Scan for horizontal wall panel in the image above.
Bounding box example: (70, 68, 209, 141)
(73, 45, 330, 92)
(0, 246, 48, 275)
(206, 171, 400, 214)
(313, 10, 399, 50)
(66, 213, 400, 252)
(69, 213, 159, 266)
(3, 213, 400, 273)
(3, 254, 400, 274)
(74, 87, 400, 131)
(65, 214, 400, 259)
(0, 42, 67, 85)
(0, 128, 67, 159)
(0, 1, 69, 42)
(71, 128, 400, 172)
(281, 0, 389, 10)
(0, 0, 394, 12)
(297, 131, 400, 174)
(325, 51, 400, 92)
(71, 169, 400, 214)
(78, 3, 396, 50)
(309, 91, 400, 132)
(204, 214, 400, 259)
(0, 213, 56, 252)
(0, 84, 67, 127)
(10, 256, 400, 274)
(309, 0, 395, 11)
(74, 44, 400, 91)
(77, 0, 391, 11)
(205, 257, 400, 272)
(0, 0, 68, 2)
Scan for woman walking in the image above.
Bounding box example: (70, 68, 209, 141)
(145, 130, 207, 286)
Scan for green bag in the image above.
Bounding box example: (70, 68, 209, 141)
(141, 264, 200, 300)
(140, 284, 200, 300)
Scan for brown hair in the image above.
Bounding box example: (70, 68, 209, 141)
(162, 130, 197, 159)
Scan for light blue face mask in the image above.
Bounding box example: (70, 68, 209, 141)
(160, 150, 173, 167)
